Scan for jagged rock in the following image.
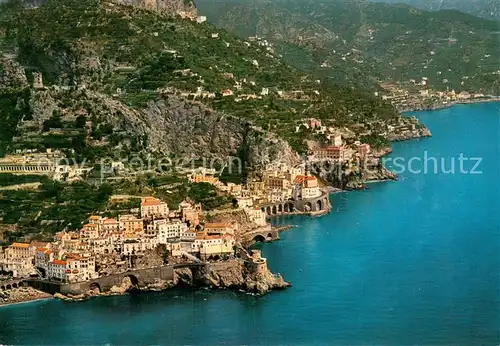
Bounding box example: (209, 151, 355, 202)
(109, 278, 134, 293)
(0, 56, 28, 89)
(388, 127, 432, 141)
(53, 292, 71, 301)
(174, 259, 291, 295)
(173, 267, 194, 286)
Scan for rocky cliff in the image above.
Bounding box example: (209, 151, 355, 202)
(173, 259, 290, 294)
(0, 57, 28, 89)
(16, 87, 301, 169)
(113, 0, 196, 13)
(387, 126, 432, 142)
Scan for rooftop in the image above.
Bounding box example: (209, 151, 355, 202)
(141, 197, 164, 207)
(10, 243, 31, 249)
(204, 223, 232, 229)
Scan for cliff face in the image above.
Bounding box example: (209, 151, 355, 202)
(0, 57, 28, 89)
(311, 157, 397, 190)
(112, 0, 196, 13)
(387, 126, 432, 142)
(18, 87, 300, 169)
(173, 260, 290, 295)
(207, 209, 256, 235)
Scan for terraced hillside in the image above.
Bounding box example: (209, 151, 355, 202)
(198, 0, 500, 94)
(0, 0, 408, 160)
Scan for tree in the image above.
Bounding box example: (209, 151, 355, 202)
(75, 115, 86, 128)
(163, 249, 170, 264)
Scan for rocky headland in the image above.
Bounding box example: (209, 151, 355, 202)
(0, 286, 51, 306)
(173, 258, 290, 295)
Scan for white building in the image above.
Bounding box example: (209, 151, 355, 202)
(141, 197, 169, 219)
(191, 233, 235, 259)
(47, 260, 68, 282)
(331, 134, 343, 147)
(121, 237, 158, 256)
(157, 221, 189, 243)
(65, 254, 97, 283)
(245, 207, 267, 227)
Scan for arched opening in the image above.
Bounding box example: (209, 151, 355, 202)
(267, 233, 273, 241)
(6, 284, 12, 290)
(266, 206, 271, 215)
(0, 285, 5, 291)
(89, 282, 101, 292)
(316, 199, 323, 210)
(278, 204, 283, 213)
(261, 207, 265, 213)
(253, 235, 266, 243)
(272, 205, 277, 215)
(104, 249, 109, 254)
(304, 202, 312, 211)
(12, 283, 18, 289)
(123, 274, 139, 287)
(212, 255, 221, 261)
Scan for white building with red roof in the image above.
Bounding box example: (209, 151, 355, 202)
(140, 197, 169, 219)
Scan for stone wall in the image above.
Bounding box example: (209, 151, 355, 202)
(27, 265, 175, 295)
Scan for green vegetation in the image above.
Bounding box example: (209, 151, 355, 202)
(188, 182, 232, 210)
(0, 181, 113, 241)
(0, 0, 405, 161)
(0, 89, 31, 157)
(0, 0, 436, 242)
(198, 0, 500, 95)
(370, 0, 500, 21)
(0, 174, 49, 187)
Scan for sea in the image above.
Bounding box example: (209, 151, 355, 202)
(0, 102, 499, 345)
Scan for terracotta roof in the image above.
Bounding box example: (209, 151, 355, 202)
(89, 215, 101, 220)
(51, 260, 67, 266)
(82, 224, 97, 229)
(294, 175, 317, 184)
(325, 146, 343, 151)
(204, 223, 231, 229)
(11, 242, 31, 249)
(196, 233, 223, 240)
(141, 197, 163, 207)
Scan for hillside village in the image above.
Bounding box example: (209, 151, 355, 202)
(0, 124, 404, 288)
(0, 0, 481, 301)
(1, 197, 236, 283)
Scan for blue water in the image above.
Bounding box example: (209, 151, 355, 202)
(1, 103, 499, 345)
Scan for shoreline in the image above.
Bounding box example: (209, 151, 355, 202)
(0, 296, 52, 308)
(2, 102, 488, 307)
(399, 97, 500, 113)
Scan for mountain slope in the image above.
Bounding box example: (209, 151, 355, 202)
(369, 0, 500, 21)
(197, 0, 500, 94)
(0, 0, 418, 162)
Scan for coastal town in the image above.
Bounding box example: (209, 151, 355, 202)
(0, 143, 354, 304)
(0, 0, 496, 308)
(378, 79, 500, 112)
(1, 123, 406, 305)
